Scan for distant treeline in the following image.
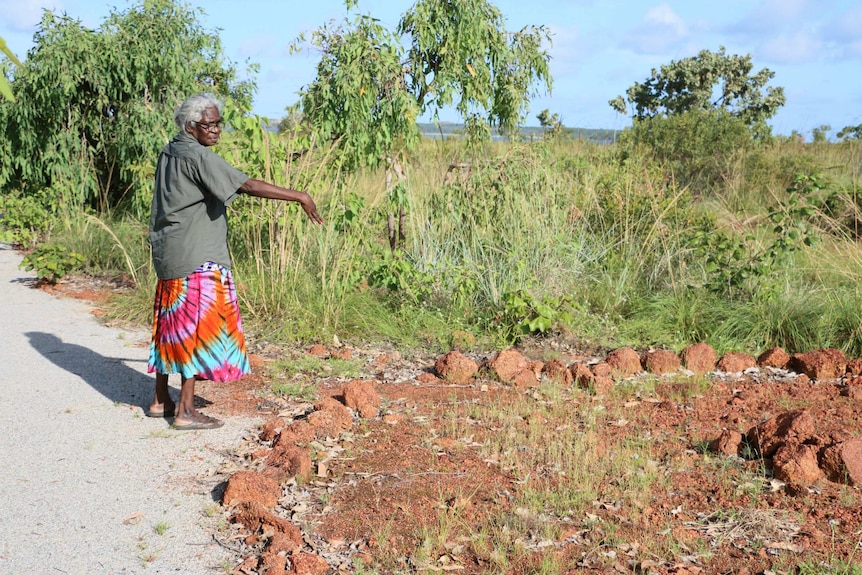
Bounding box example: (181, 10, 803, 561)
(264, 119, 619, 144)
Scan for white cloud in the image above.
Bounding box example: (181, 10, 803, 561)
(623, 3, 690, 55)
(759, 31, 823, 64)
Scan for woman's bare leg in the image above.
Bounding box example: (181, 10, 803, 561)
(148, 372, 175, 416)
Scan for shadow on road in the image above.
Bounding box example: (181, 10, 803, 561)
(24, 331, 153, 410)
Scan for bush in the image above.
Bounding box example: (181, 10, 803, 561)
(619, 109, 753, 192)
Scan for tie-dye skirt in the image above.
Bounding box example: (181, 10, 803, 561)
(148, 263, 251, 382)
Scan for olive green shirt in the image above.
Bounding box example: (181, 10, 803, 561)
(149, 131, 249, 279)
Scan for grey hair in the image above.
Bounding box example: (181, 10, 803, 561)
(173, 94, 223, 130)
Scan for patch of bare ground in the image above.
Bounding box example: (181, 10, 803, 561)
(50, 280, 862, 574)
(200, 343, 861, 575)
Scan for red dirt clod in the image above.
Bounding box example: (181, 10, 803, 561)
(680, 342, 717, 374)
(711, 430, 743, 456)
(486, 348, 529, 384)
(790, 349, 848, 381)
(542, 359, 573, 385)
(434, 351, 479, 385)
(820, 438, 862, 485)
(642, 349, 681, 375)
(716, 352, 757, 373)
(306, 344, 329, 358)
(772, 443, 823, 487)
(223, 470, 282, 508)
(343, 379, 382, 414)
(606, 347, 641, 377)
(757, 347, 791, 369)
(289, 552, 329, 575)
(746, 410, 816, 458)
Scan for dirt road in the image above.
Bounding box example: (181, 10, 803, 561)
(0, 244, 259, 574)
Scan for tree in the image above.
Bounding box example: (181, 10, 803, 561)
(837, 124, 862, 141)
(610, 46, 785, 138)
(0, 0, 255, 213)
(811, 124, 831, 143)
(295, 0, 553, 171)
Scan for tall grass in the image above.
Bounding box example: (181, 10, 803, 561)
(28, 126, 861, 355)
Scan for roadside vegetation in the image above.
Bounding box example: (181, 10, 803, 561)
(0, 1, 860, 360)
(3, 2, 862, 573)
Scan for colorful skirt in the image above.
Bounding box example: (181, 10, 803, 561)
(148, 263, 251, 382)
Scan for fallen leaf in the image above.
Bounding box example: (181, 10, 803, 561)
(123, 512, 144, 525)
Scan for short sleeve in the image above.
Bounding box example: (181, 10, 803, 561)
(197, 149, 249, 204)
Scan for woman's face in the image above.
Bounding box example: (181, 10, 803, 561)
(187, 106, 222, 147)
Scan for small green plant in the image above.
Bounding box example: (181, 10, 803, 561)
(154, 520, 171, 535)
(19, 243, 85, 284)
(495, 289, 576, 343)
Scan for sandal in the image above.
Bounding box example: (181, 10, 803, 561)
(172, 412, 224, 430)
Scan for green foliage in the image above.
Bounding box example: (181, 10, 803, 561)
(295, 0, 552, 169)
(0, 188, 62, 246)
(496, 289, 575, 343)
(618, 109, 753, 191)
(837, 124, 862, 141)
(610, 46, 785, 139)
(0, 0, 255, 212)
(399, 0, 552, 137)
(687, 173, 826, 298)
(20, 243, 85, 283)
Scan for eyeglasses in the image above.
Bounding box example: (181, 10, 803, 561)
(195, 119, 224, 132)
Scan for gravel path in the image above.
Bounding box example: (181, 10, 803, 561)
(0, 244, 261, 574)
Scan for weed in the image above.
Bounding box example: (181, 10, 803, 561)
(153, 520, 171, 535)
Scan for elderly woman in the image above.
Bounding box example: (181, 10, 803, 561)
(147, 94, 323, 430)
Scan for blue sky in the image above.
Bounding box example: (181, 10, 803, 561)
(2, 0, 861, 137)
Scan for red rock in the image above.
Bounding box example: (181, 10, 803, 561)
(680, 343, 716, 374)
(757, 347, 790, 369)
(358, 404, 379, 418)
(820, 438, 862, 486)
(591, 362, 612, 377)
(711, 430, 743, 456)
(542, 359, 573, 385)
(259, 551, 287, 575)
(275, 421, 317, 447)
(230, 501, 302, 548)
(306, 344, 329, 358)
(307, 408, 351, 439)
(265, 445, 312, 483)
(570, 362, 593, 389)
(717, 352, 757, 373)
(606, 347, 641, 377)
(343, 380, 381, 411)
(746, 410, 816, 458)
(772, 443, 823, 486)
(260, 418, 287, 442)
(223, 471, 282, 508)
(434, 351, 479, 385)
(289, 552, 329, 575)
(642, 349, 681, 375)
(486, 348, 529, 383)
(790, 349, 847, 380)
(511, 368, 539, 388)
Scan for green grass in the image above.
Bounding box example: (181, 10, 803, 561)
(15, 135, 861, 357)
